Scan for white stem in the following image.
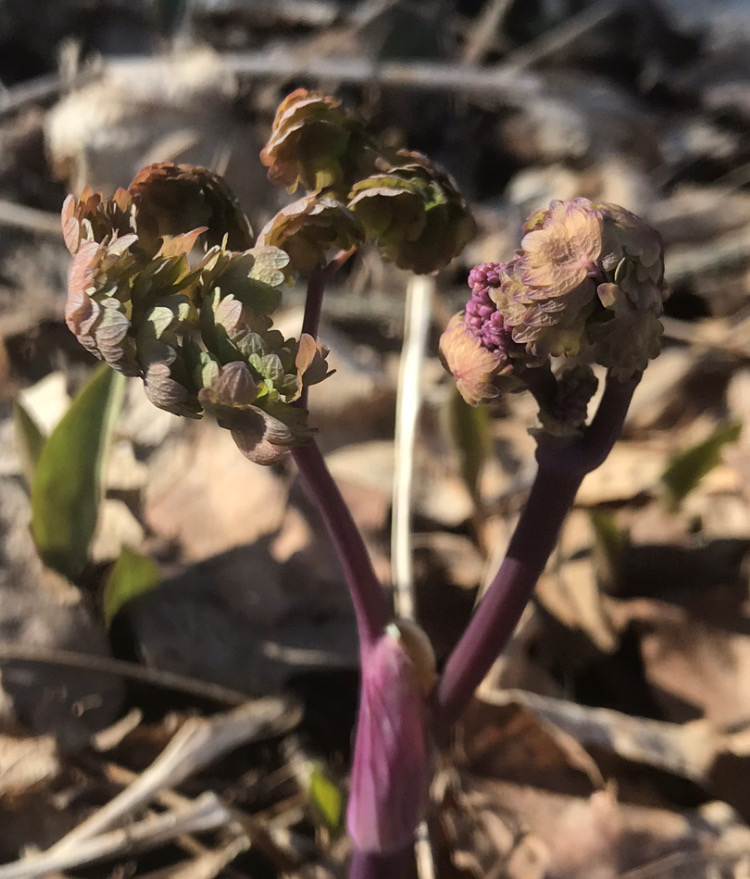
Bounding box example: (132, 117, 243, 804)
(391, 275, 434, 621)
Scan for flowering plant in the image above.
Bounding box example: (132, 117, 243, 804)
(60, 89, 667, 878)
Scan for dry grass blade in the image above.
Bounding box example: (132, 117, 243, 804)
(0, 645, 251, 706)
(0, 69, 94, 118)
(0, 792, 232, 879)
(104, 761, 309, 874)
(46, 698, 301, 854)
(133, 835, 251, 879)
(0, 200, 62, 235)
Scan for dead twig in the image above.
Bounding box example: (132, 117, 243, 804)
(132, 835, 251, 879)
(48, 698, 300, 853)
(106, 52, 542, 104)
(0, 200, 63, 236)
(475, 687, 721, 784)
(0, 792, 232, 879)
(461, 0, 515, 64)
(0, 644, 252, 706)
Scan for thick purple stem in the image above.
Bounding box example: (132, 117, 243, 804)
(292, 440, 391, 653)
(348, 847, 414, 879)
(431, 465, 580, 732)
(431, 372, 641, 732)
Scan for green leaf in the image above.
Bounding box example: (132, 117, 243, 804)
(103, 547, 161, 625)
(305, 760, 344, 834)
(13, 400, 47, 485)
(30, 366, 125, 580)
(589, 509, 630, 595)
(443, 386, 492, 506)
(661, 420, 742, 510)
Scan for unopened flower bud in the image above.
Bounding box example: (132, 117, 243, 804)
(537, 364, 598, 436)
(441, 198, 669, 401)
(348, 150, 475, 274)
(259, 89, 366, 194)
(257, 195, 364, 276)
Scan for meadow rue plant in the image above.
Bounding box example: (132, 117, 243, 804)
(62, 166, 330, 462)
(60, 89, 668, 879)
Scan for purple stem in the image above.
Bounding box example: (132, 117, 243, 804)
(431, 372, 641, 732)
(348, 847, 414, 879)
(292, 262, 391, 653)
(292, 439, 391, 654)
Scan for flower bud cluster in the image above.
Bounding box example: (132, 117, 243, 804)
(62, 165, 331, 464)
(441, 198, 669, 410)
(259, 89, 475, 275)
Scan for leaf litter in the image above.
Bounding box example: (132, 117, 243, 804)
(3, 0, 750, 876)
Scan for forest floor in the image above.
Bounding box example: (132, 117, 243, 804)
(2, 1, 750, 877)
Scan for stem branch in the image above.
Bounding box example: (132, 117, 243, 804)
(292, 441, 391, 653)
(432, 372, 641, 732)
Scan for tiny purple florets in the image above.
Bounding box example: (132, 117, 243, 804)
(465, 263, 514, 352)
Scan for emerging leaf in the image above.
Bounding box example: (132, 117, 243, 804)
(438, 313, 525, 407)
(443, 386, 492, 506)
(304, 761, 345, 835)
(61, 173, 331, 464)
(12, 400, 47, 485)
(103, 547, 161, 625)
(30, 366, 125, 581)
(129, 163, 254, 252)
(661, 420, 743, 510)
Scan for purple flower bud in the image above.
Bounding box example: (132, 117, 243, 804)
(346, 623, 434, 855)
(442, 199, 670, 397)
(465, 262, 523, 354)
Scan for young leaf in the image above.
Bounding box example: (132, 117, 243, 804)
(305, 760, 345, 835)
(443, 385, 492, 506)
(13, 400, 47, 485)
(661, 420, 742, 510)
(30, 366, 125, 580)
(103, 546, 161, 625)
(589, 509, 630, 595)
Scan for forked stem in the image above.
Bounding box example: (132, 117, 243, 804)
(431, 372, 640, 733)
